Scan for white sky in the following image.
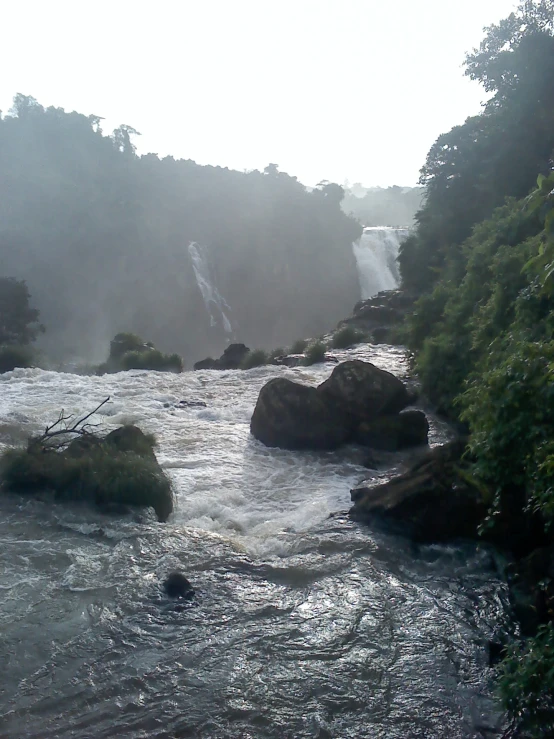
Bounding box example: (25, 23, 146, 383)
(1, 0, 517, 186)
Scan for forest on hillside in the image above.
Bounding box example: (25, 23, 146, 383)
(0, 99, 361, 363)
(342, 185, 423, 227)
(399, 1, 554, 734)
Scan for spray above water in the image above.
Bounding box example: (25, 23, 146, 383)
(188, 241, 233, 333)
(353, 227, 410, 299)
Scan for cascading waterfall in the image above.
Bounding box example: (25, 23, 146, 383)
(188, 241, 233, 333)
(353, 227, 410, 299)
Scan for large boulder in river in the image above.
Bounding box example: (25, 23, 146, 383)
(250, 377, 351, 450)
(318, 360, 410, 421)
(354, 409, 429, 451)
(350, 440, 485, 542)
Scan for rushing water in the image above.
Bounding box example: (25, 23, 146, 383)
(353, 228, 411, 299)
(0, 345, 509, 738)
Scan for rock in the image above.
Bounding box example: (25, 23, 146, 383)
(163, 572, 195, 600)
(350, 440, 486, 542)
(250, 377, 351, 450)
(317, 360, 410, 422)
(219, 343, 250, 369)
(354, 409, 429, 451)
(194, 357, 220, 370)
(194, 343, 250, 371)
(104, 425, 157, 459)
(177, 399, 207, 408)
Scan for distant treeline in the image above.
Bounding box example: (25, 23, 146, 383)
(342, 185, 423, 228)
(0, 98, 362, 362)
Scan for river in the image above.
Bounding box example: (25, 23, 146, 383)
(0, 344, 509, 738)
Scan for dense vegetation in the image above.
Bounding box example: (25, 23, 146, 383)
(0, 99, 361, 363)
(399, 2, 554, 733)
(0, 277, 43, 372)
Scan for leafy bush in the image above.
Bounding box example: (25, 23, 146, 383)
(303, 340, 327, 365)
(498, 624, 554, 737)
(0, 345, 34, 373)
(109, 332, 149, 360)
(290, 338, 308, 354)
(240, 349, 268, 369)
(0, 424, 173, 521)
(120, 349, 183, 373)
(331, 326, 364, 349)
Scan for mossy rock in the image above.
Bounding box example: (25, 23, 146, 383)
(0, 424, 173, 521)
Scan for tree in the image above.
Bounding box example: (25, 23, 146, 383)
(399, 0, 554, 293)
(0, 278, 44, 345)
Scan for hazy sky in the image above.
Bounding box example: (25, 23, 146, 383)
(2, 0, 518, 187)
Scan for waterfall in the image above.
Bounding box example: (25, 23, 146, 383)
(352, 227, 410, 299)
(188, 241, 233, 333)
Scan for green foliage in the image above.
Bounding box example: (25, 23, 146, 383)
(498, 624, 554, 736)
(303, 340, 327, 365)
(120, 349, 183, 373)
(0, 425, 173, 521)
(331, 326, 364, 349)
(109, 333, 150, 360)
(240, 349, 268, 369)
(0, 277, 44, 345)
(290, 338, 308, 354)
(0, 345, 34, 373)
(399, 1, 554, 295)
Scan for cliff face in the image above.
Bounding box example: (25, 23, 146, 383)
(0, 100, 361, 363)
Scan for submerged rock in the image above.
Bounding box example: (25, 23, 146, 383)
(354, 409, 429, 451)
(350, 440, 485, 542)
(163, 572, 195, 600)
(250, 377, 351, 450)
(318, 359, 410, 421)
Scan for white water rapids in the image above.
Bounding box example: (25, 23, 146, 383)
(353, 227, 410, 299)
(0, 346, 509, 738)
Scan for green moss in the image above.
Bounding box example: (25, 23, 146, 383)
(240, 349, 268, 369)
(303, 340, 327, 365)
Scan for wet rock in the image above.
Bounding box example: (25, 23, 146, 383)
(342, 290, 417, 345)
(350, 440, 486, 542)
(194, 343, 250, 371)
(354, 409, 429, 451)
(193, 357, 220, 370)
(219, 343, 250, 369)
(163, 572, 195, 600)
(251, 377, 351, 450)
(318, 360, 410, 422)
(177, 399, 207, 408)
(104, 425, 157, 459)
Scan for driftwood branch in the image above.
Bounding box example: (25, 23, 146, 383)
(30, 397, 111, 452)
